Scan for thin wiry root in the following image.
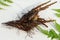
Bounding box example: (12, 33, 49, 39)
(33, 1, 57, 12)
(33, 0, 51, 10)
(25, 30, 34, 38)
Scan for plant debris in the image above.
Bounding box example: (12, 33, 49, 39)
(3, 0, 57, 32)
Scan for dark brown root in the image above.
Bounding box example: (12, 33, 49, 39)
(2, 0, 57, 32)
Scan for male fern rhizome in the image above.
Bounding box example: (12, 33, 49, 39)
(3, 0, 57, 33)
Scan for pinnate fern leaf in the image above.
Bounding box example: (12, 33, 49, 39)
(0, 0, 13, 10)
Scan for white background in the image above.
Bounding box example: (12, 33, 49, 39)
(0, 0, 60, 40)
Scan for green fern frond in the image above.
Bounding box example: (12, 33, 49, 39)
(0, 8, 3, 9)
(0, 0, 13, 10)
(53, 9, 60, 17)
(4, 0, 13, 3)
(0, 1, 9, 6)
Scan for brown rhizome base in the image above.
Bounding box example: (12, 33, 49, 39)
(2, 0, 57, 35)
